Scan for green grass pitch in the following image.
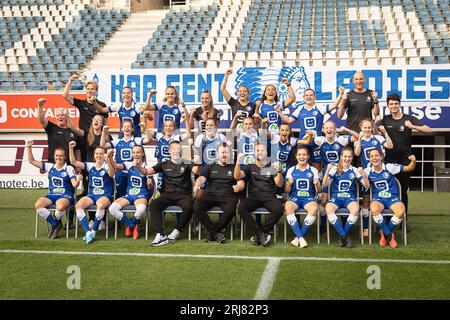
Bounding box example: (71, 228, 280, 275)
(0, 189, 449, 300)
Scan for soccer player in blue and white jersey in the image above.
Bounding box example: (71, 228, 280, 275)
(266, 123, 313, 177)
(69, 141, 114, 244)
(100, 119, 151, 198)
(143, 86, 190, 133)
(313, 120, 359, 229)
(95, 86, 145, 138)
(354, 119, 393, 237)
(365, 149, 416, 248)
(284, 146, 321, 248)
(149, 119, 191, 192)
(27, 141, 81, 239)
(108, 145, 154, 240)
(278, 87, 345, 172)
(254, 78, 296, 135)
(193, 118, 229, 166)
(322, 147, 370, 247)
(231, 115, 259, 165)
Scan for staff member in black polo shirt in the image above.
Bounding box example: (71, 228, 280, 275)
(193, 143, 245, 243)
(221, 68, 256, 132)
(235, 143, 284, 247)
(337, 71, 380, 133)
(378, 93, 432, 227)
(137, 141, 201, 246)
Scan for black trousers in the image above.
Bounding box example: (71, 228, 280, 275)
(397, 171, 411, 218)
(149, 193, 193, 234)
(194, 194, 238, 234)
(237, 198, 284, 235)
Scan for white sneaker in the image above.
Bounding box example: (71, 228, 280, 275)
(299, 237, 308, 248)
(98, 220, 106, 231)
(151, 233, 169, 247)
(290, 237, 300, 247)
(168, 229, 180, 242)
(85, 230, 95, 244)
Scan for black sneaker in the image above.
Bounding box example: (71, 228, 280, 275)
(250, 234, 260, 246)
(259, 232, 271, 247)
(50, 220, 62, 240)
(205, 231, 216, 243)
(215, 232, 226, 244)
(344, 235, 352, 248)
(338, 236, 345, 247)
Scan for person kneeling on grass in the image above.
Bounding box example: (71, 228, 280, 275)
(193, 143, 245, 243)
(27, 141, 81, 239)
(108, 145, 154, 240)
(135, 141, 201, 247)
(365, 149, 416, 248)
(284, 146, 321, 248)
(69, 141, 114, 244)
(322, 147, 370, 248)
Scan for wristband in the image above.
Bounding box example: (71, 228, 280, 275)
(286, 83, 291, 87)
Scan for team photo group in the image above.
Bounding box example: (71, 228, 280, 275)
(28, 68, 432, 250)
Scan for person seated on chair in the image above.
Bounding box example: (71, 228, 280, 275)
(108, 145, 154, 240)
(193, 143, 245, 244)
(136, 141, 201, 247)
(27, 141, 81, 239)
(322, 147, 370, 248)
(284, 146, 321, 248)
(69, 141, 114, 244)
(364, 148, 416, 248)
(235, 143, 284, 247)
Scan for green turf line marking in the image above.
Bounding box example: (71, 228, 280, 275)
(1, 249, 450, 265)
(254, 258, 280, 300)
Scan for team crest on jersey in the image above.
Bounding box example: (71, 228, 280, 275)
(312, 110, 318, 116)
(130, 142, 135, 147)
(306, 172, 313, 178)
(130, 110, 136, 117)
(234, 67, 311, 110)
(349, 173, 355, 180)
(180, 166, 185, 173)
(100, 170, 105, 176)
(173, 108, 179, 115)
(383, 172, 390, 179)
(227, 171, 232, 176)
(333, 144, 340, 150)
(366, 96, 371, 103)
(286, 145, 292, 151)
(400, 125, 405, 132)
(61, 172, 67, 177)
(372, 140, 377, 145)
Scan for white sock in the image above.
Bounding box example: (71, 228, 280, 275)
(54, 210, 64, 220)
(304, 214, 316, 226)
(373, 214, 384, 224)
(347, 214, 358, 225)
(36, 207, 50, 219)
(76, 208, 86, 221)
(286, 214, 298, 225)
(109, 203, 123, 220)
(95, 209, 105, 220)
(390, 215, 403, 226)
(134, 204, 147, 220)
(327, 213, 338, 224)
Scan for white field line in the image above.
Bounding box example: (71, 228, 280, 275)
(1, 249, 450, 265)
(254, 258, 281, 300)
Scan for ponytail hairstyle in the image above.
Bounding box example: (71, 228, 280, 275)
(337, 146, 354, 176)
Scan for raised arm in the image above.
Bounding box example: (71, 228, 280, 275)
(282, 78, 296, 108)
(276, 105, 295, 124)
(339, 126, 359, 141)
(143, 89, 157, 112)
(179, 98, 190, 126)
(329, 86, 345, 113)
(272, 162, 284, 187)
(66, 110, 84, 137)
(357, 167, 370, 189)
(105, 149, 116, 177)
(371, 91, 380, 117)
(234, 154, 245, 179)
(92, 97, 108, 114)
(313, 178, 321, 194)
(220, 68, 233, 102)
(36, 98, 48, 128)
(100, 125, 111, 148)
(337, 90, 347, 119)
(285, 175, 294, 194)
(193, 175, 207, 197)
(68, 141, 84, 170)
(297, 130, 314, 145)
(404, 120, 432, 134)
(402, 155, 417, 173)
(140, 122, 152, 144)
(378, 125, 393, 149)
(26, 140, 42, 169)
(62, 74, 78, 105)
(321, 164, 333, 188)
(354, 132, 364, 156)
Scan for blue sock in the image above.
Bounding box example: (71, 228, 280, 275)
(300, 215, 316, 237)
(344, 219, 354, 235)
(287, 215, 303, 238)
(93, 218, 102, 231)
(376, 216, 391, 236)
(46, 214, 57, 227)
(387, 216, 402, 232)
(363, 215, 369, 229)
(329, 215, 346, 237)
(121, 214, 135, 228)
(80, 216, 90, 233)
